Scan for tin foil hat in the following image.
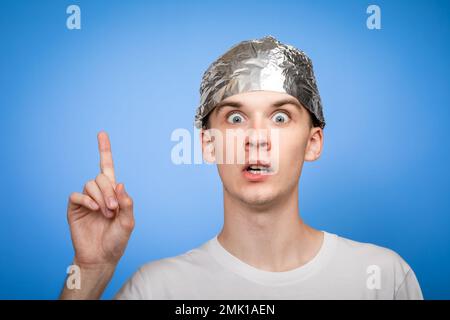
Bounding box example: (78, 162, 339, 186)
(194, 35, 325, 129)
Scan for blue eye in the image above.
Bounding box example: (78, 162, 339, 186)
(272, 112, 289, 124)
(227, 113, 245, 124)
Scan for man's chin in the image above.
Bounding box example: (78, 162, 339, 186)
(237, 189, 280, 208)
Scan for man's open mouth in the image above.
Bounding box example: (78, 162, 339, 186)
(244, 164, 273, 175)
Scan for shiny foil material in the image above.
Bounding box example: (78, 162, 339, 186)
(194, 35, 325, 129)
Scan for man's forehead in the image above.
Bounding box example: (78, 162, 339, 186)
(215, 91, 303, 111)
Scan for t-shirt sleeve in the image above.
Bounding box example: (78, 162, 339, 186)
(113, 267, 153, 300)
(394, 266, 423, 300)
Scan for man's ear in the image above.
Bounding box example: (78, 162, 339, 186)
(200, 128, 216, 163)
(304, 127, 323, 161)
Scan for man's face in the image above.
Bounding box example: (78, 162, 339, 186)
(201, 90, 323, 208)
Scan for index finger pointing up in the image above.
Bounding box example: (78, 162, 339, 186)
(97, 131, 116, 187)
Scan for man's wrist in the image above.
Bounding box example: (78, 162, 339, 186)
(72, 259, 118, 273)
(59, 258, 118, 299)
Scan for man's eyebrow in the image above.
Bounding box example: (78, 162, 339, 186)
(214, 97, 302, 114)
(214, 100, 243, 114)
(272, 98, 303, 109)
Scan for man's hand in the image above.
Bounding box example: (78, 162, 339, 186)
(60, 131, 134, 299)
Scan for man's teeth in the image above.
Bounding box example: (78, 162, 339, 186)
(247, 166, 271, 174)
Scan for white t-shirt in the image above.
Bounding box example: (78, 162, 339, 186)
(114, 231, 423, 299)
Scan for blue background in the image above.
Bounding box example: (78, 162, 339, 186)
(0, 0, 449, 299)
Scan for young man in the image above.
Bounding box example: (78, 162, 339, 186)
(60, 36, 423, 299)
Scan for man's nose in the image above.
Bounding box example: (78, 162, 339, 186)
(245, 127, 272, 152)
(245, 116, 272, 151)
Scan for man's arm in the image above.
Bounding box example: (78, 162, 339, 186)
(59, 131, 135, 300)
(394, 268, 424, 300)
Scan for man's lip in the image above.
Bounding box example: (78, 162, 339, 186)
(242, 169, 271, 182)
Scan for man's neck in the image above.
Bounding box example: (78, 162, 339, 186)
(217, 186, 323, 272)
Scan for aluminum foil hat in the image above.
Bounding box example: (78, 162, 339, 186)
(194, 35, 325, 129)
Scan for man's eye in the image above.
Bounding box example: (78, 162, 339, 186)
(227, 113, 245, 124)
(271, 112, 290, 124)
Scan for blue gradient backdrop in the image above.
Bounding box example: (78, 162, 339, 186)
(0, 0, 449, 299)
